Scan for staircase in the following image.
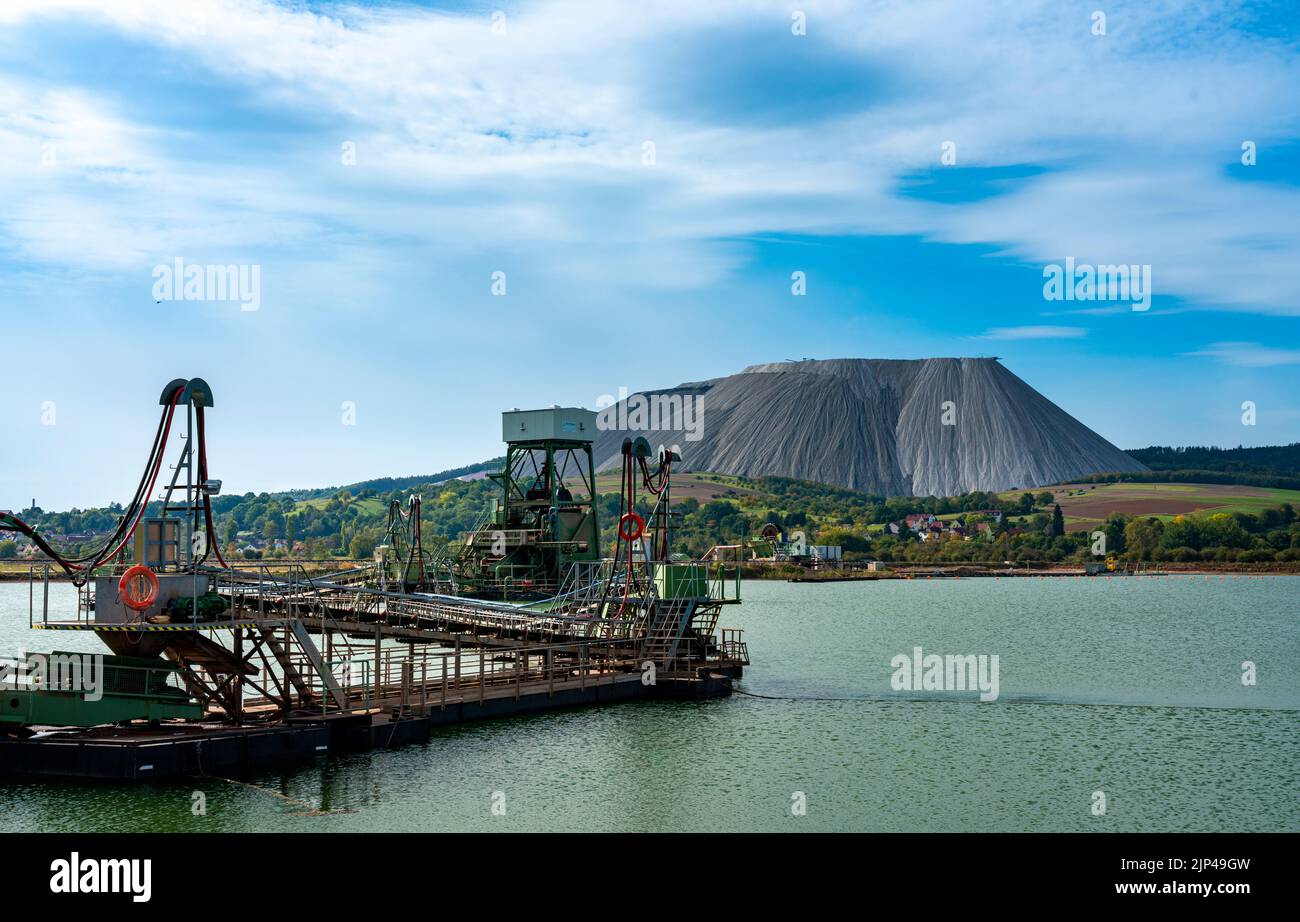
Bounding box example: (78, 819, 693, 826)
(640, 597, 697, 669)
(265, 622, 348, 710)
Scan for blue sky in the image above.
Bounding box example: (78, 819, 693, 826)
(1, 0, 1298, 509)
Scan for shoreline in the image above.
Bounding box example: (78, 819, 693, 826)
(4, 560, 1298, 584)
(754, 562, 1300, 582)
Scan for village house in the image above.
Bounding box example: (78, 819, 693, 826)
(905, 513, 937, 532)
(917, 522, 947, 542)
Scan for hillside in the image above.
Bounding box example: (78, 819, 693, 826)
(1003, 482, 1300, 533)
(1128, 443, 1300, 475)
(1115, 444, 1300, 489)
(591, 358, 1146, 495)
(6, 472, 1298, 569)
(281, 457, 504, 501)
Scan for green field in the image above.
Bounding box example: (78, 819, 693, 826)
(295, 496, 388, 517)
(1000, 482, 1300, 531)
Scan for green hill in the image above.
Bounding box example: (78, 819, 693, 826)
(8, 450, 1300, 567)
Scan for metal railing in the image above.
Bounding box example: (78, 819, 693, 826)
(706, 564, 742, 602)
(718, 628, 750, 667)
(280, 636, 648, 716)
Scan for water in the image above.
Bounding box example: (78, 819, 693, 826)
(2, 576, 1296, 831)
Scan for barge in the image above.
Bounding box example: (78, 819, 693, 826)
(1, 379, 747, 780)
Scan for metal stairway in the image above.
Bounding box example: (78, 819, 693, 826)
(640, 597, 697, 669)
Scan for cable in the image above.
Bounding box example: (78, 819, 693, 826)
(594, 448, 634, 622)
(0, 396, 178, 580)
(0, 514, 84, 578)
(616, 450, 636, 618)
(636, 455, 672, 559)
(196, 405, 229, 570)
(732, 687, 882, 702)
(76, 391, 181, 581)
(402, 496, 422, 589)
(0, 401, 175, 570)
(71, 396, 175, 563)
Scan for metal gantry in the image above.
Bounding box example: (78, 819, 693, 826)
(7, 384, 748, 760)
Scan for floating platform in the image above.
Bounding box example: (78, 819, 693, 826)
(3, 382, 750, 785)
(0, 670, 734, 781)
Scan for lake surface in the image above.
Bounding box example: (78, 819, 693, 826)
(2, 576, 1297, 832)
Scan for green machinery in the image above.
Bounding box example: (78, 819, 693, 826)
(1, 651, 202, 732)
(375, 495, 429, 592)
(438, 407, 601, 597)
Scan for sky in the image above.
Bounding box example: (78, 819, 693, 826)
(1, 0, 1298, 510)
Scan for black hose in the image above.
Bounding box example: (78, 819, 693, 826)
(0, 401, 176, 576)
(53, 402, 172, 565)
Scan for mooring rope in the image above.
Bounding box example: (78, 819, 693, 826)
(732, 687, 881, 702)
(194, 738, 354, 816)
(203, 774, 342, 817)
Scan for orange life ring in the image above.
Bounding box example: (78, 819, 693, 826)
(119, 565, 159, 612)
(619, 512, 645, 542)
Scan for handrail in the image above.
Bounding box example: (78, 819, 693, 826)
(301, 635, 647, 716)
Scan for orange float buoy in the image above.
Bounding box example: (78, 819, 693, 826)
(119, 565, 159, 612)
(618, 512, 645, 542)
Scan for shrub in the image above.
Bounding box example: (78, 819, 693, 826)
(1236, 549, 1274, 563)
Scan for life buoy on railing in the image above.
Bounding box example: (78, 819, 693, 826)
(119, 565, 159, 612)
(618, 512, 645, 542)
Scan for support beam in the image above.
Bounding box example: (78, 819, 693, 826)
(288, 619, 349, 710)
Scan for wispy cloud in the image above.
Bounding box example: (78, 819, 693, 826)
(978, 326, 1087, 341)
(1, 0, 1296, 508)
(0, 0, 1297, 312)
(1186, 341, 1300, 367)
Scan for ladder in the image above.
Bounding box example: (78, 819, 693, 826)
(285, 619, 349, 710)
(640, 597, 697, 669)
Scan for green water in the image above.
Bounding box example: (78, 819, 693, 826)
(2, 576, 1296, 832)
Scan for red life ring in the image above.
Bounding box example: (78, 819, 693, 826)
(119, 565, 159, 612)
(618, 512, 645, 542)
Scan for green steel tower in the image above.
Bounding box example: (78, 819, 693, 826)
(450, 407, 600, 597)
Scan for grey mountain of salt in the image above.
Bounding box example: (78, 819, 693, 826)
(592, 358, 1147, 496)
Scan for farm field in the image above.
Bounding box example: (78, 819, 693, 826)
(294, 495, 387, 516)
(1001, 482, 1300, 532)
(591, 475, 1300, 531)
(592, 471, 760, 503)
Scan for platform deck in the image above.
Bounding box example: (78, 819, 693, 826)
(0, 670, 733, 781)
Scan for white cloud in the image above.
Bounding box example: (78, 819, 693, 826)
(0, 0, 1297, 313)
(1187, 342, 1300, 367)
(978, 326, 1087, 341)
